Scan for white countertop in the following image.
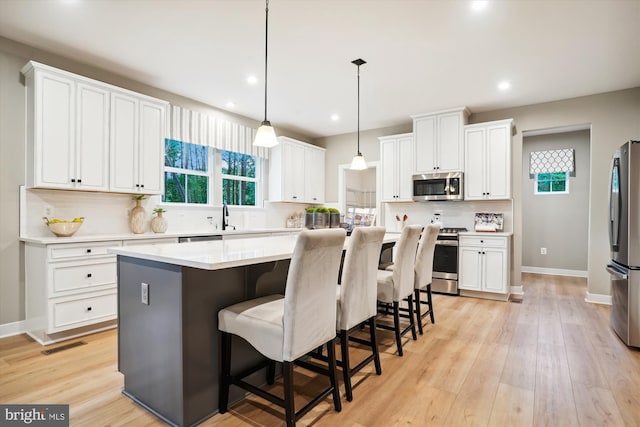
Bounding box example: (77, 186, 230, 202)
(458, 231, 513, 237)
(20, 228, 303, 245)
(108, 232, 401, 271)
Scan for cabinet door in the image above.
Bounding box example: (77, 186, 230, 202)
(36, 71, 75, 189)
(304, 147, 325, 203)
(380, 139, 398, 201)
(138, 100, 165, 194)
(437, 112, 463, 172)
(283, 142, 305, 202)
(459, 246, 482, 291)
(464, 127, 486, 200)
(485, 124, 510, 199)
(110, 92, 139, 193)
(414, 116, 437, 173)
(76, 82, 110, 191)
(483, 248, 507, 293)
(397, 136, 414, 201)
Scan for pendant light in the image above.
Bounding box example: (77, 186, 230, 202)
(254, 0, 278, 148)
(350, 58, 368, 170)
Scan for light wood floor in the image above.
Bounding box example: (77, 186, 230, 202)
(2, 273, 640, 426)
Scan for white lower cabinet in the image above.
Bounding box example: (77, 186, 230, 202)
(459, 235, 510, 298)
(25, 240, 124, 344)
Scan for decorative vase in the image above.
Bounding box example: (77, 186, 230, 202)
(129, 199, 147, 234)
(151, 212, 168, 233)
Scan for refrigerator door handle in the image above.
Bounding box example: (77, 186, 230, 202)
(606, 265, 628, 280)
(609, 157, 621, 252)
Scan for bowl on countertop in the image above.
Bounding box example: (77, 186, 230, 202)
(43, 217, 84, 237)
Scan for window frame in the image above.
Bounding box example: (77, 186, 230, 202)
(219, 150, 261, 207)
(534, 171, 570, 195)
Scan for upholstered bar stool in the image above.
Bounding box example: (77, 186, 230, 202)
(380, 224, 440, 335)
(413, 224, 440, 334)
(218, 228, 346, 427)
(336, 226, 386, 401)
(376, 225, 422, 356)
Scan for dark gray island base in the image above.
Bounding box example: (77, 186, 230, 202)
(114, 237, 396, 426)
(117, 255, 290, 427)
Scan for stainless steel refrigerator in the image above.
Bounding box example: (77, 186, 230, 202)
(607, 140, 640, 348)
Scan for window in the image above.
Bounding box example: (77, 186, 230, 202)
(221, 151, 257, 206)
(163, 139, 210, 204)
(162, 139, 260, 206)
(535, 172, 569, 194)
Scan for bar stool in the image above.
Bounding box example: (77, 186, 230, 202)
(376, 225, 422, 356)
(413, 224, 440, 334)
(218, 228, 346, 427)
(336, 226, 386, 401)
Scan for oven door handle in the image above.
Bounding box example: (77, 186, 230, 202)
(436, 240, 459, 246)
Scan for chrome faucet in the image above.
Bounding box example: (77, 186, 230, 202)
(222, 203, 229, 230)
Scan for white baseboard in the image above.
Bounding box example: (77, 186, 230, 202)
(510, 285, 524, 296)
(585, 292, 612, 306)
(521, 266, 588, 278)
(0, 320, 27, 339)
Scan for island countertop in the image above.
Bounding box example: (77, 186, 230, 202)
(108, 231, 401, 271)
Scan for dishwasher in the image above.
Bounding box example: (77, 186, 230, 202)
(178, 235, 223, 243)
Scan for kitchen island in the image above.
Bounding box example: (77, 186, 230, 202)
(109, 232, 399, 427)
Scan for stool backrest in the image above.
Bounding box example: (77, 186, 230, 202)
(338, 227, 386, 331)
(415, 224, 440, 289)
(392, 225, 422, 301)
(283, 228, 346, 361)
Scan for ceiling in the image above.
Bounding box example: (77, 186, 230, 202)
(1, 0, 638, 139)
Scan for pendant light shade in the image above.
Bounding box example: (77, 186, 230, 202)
(350, 58, 367, 170)
(254, 0, 278, 148)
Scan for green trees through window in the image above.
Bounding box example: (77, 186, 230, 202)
(163, 139, 258, 206)
(535, 172, 569, 194)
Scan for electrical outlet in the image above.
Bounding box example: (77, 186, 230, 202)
(540, 247, 547, 255)
(43, 206, 52, 217)
(141, 282, 149, 305)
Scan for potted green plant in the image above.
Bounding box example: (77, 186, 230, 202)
(328, 208, 341, 228)
(312, 207, 330, 229)
(304, 207, 316, 229)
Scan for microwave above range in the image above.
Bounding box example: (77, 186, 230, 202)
(412, 172, 464, 201)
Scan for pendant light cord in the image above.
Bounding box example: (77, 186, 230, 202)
(357, 63, 360, 155)
(264, 0, 269, 122)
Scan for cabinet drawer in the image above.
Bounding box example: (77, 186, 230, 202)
(123, 237, 178, 246)
(48, 291, 117, 333)
(48, 241, 121, 260)
(459, 236, 507, 248)
(50, 259, 117, 295)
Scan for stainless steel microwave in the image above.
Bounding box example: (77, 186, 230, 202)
(412, 172, 464, 201)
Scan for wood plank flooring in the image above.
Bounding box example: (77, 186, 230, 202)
(2, 273, 639, 426)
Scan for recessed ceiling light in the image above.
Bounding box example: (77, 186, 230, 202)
(226, 101, 235, 109)
(471, 1, 488, 11)
(331, 114, 339, 121)
(498, 81, 511, 91)
(247, 76, 258, 84)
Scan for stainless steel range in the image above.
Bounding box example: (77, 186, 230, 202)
(432, 227, 467, 295)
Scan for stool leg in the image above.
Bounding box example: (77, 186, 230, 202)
(327, 339, 342, 412)
(393, 301, 403, 357)
(283, 361, 295, 427)
(267, 360, 276, 385)
(340, 330, 353, 401)
(219, 332, 232, 413)
(414, 288, 423, 335)
(407, 295, 417, 341)
(368, 316, 382, 375)
(427, 283, 435, 324)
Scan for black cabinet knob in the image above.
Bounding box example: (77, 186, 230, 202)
(78, 179, 82, 183)
(86, 249, 92, 253)
(141, 184, 144, 188)
(87, 307, 92, 312)
(87, 273, 92, 278)
(71, 179, 76, 183)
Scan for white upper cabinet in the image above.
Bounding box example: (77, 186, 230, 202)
(412, 107, 469, 173)
(464, 119, 513, 200)
(269, 136, 325, 203)
(379, 133, 414, 202)
(22, 61, 168, 195)
(110, 92, 166, 194)
(23, 63, 110, 191)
